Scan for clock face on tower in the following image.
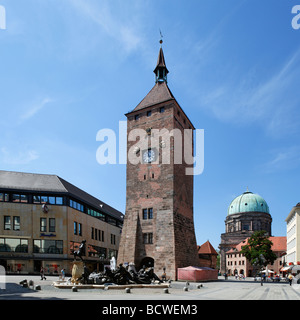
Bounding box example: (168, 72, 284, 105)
(142, 148, 156, 163)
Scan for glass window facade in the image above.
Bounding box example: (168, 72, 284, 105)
(87, 208, 105, 221)
(88, 244, 106, 258)
(12, 194, 28, 203)
(13, 216, 20, 231)
(33, 240, 63, 254)
(49, 218, 55, 232)
(4, 216, 11, 230)
(40, 218, 47, 232)
(70, 199, 84, 212)
(33, 195, 63, 205)
(0, 238, 28, 252)
(0, 193, 9, 202)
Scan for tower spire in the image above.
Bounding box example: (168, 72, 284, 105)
(153, 36, 169, 84)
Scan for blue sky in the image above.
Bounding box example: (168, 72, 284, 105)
(0, 0, 300, 251)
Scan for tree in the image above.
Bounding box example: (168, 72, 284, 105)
(240, 231, 277, 275)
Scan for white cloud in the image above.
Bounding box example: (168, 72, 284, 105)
(261, 146, 300, 173)
(20, 97, 52, 122)
(67, 0, 143, 54)
(198, 47, 300, 137)
(120, 26, 141, 53)
(1, 147, 39, 165)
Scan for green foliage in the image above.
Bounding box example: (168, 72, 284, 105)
(240, 231, 277, 267)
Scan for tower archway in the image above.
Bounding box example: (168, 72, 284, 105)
(139, 257, 154, 270)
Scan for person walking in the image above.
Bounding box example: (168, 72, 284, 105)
(40, 267, 46, 280)
(61, 268, 65, 280)
(288, 273, 293, 286)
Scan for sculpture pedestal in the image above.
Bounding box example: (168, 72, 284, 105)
(71, 261, 84, 284)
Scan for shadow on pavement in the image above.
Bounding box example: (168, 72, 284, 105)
(0, 282, 64, 300)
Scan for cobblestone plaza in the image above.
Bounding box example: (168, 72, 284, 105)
(0, 275, 299, 300)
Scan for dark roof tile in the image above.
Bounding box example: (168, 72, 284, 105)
(0, 170, 123, 220)
(130, 81, 175, 113)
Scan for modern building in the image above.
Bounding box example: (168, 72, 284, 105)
(117, 43, 200, 280)
(0, 170, 124, 275)
(219, 189, 272, 274)
(285, 203, 300, 265)
(226, 236, 286, 277)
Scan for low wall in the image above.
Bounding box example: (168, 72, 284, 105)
(177, 266, 218, 282)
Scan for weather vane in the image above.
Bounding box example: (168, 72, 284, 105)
(159, 29, 163, 45)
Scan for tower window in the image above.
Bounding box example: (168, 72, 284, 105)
(147, 110, 151, 117)
(142, 208, 153, 220)
(148, 208, 153, 219)
(160, 107, 165, 113)
(143, 209, 148, 220)
(143, 233, 153, 244)
(135, 114, 140, 120)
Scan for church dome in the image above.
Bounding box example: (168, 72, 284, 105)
(228, 190, 270, 216)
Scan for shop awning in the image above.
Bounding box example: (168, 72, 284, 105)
(280, 266, 292, 271)
(262, 269, 274, 273)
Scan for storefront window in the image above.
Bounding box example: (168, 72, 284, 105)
(33, 240, 63, 254)
(0, 238, 28, 252)
(88, 244, 106, 258)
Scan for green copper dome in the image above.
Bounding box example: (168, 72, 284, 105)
(228, 190, 270, 216)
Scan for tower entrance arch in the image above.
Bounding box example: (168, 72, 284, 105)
(139, 257, 154, 270)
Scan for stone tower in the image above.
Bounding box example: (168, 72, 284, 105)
(117, 44, 200, 280)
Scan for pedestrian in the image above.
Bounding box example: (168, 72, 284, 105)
(61, 268, 65, 280)
(288, 273, 293, 286)
(40, 267, 46, 280)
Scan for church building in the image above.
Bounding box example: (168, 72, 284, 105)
(117, 42, 200, 280)
(219, 189, 272, 275)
